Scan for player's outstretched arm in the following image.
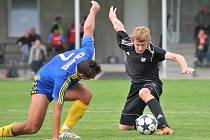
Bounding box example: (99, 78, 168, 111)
(83, 1, 100, 36)
(52, 101, 62, 140)
(165, 52, 195, 74)
(109, 6, 125, 32)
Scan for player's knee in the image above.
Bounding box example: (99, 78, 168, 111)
(118, 124, 133, 131)
(88, 89, 93, 97)
(87, 91, 93, 101)
(26, 123, 41, 134)
(139, 88, 153, 103)
(139, 88, 150, 97)
(28, 126, 40, 134)
(82, 90, 92, 104)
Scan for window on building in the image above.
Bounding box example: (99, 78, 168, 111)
(8, 0, 39, 37)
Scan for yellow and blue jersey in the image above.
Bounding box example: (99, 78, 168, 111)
(31, 35, 95, 104)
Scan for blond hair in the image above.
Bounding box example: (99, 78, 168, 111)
(131, 26, 151, 43)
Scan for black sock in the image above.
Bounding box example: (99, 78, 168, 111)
(147, 98, 169, 128)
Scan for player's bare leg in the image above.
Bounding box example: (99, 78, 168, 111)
(118, 124, 134, 130)
(59, 83, 92, 138)
(12, 94, 49, 135)
(0, 94, 49, 136)
(64, 82, 92, 104)
(139, 88, 174, 135)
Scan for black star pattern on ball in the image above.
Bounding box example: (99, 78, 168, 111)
(142, 122, 150, 131)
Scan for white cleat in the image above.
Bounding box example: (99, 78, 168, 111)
(59, 130, 81, 139)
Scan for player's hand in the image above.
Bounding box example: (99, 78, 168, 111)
(90, 1, 100, 14)
(109, 6, 125, 31)
(109, 6, 117, 21)
(181, 67, 195, 74)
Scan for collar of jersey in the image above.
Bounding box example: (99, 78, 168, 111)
(70, 67, 81, 80)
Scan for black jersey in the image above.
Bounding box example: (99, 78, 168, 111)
(116, 31, 166, 83)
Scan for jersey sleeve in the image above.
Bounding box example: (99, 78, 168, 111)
(81, 35, 95, 60)
(116, 31, 133, 51)
(81, 35, 94, 48)
(52, 75, 71, 104)
(153, 47, 166, 62)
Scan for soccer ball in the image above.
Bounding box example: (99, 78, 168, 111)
(136, 114, 158, 135)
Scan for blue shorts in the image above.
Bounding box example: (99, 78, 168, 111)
(31, 75, 54, 102)
(30, 75, 79, 102)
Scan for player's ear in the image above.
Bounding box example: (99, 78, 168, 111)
(78, 73, 86, 80)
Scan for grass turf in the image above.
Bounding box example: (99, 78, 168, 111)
(0, 80, 210, 140)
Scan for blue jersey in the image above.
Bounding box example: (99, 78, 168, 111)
(31, 36, 95, 104)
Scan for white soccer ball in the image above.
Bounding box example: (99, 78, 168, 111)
(136, 114, 158, 135)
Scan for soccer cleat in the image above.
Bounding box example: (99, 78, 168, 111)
(156, 127, 175, 135)
(59, 130, 80, 139)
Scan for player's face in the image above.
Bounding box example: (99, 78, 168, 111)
(78, 73, 95, 80)
(133, 40, 149, 54)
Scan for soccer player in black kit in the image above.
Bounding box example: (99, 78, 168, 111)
(109, 7, 194, 135)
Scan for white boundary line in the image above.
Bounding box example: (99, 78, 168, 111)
(3, 109, 210, 115)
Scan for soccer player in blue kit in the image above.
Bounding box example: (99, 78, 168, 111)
(0, 1, 101, 139)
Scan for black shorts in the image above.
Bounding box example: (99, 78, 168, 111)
(120, 80, 163, 126)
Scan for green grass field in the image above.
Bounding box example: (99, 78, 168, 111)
(0, 80, 210, 140)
